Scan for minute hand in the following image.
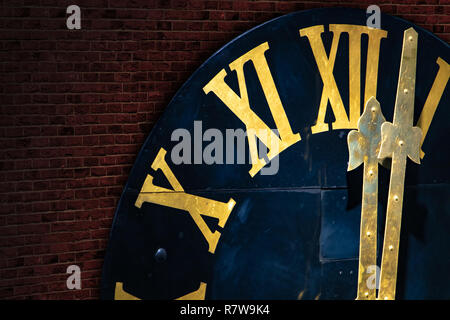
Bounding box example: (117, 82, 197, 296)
(377, 28, 423, 300)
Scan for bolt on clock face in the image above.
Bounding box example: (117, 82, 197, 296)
(101, 8, 450, 300)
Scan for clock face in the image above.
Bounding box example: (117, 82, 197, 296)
(101, 8, 450, 300)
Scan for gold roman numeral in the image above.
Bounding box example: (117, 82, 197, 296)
(300, 25, 387, 134)
(114, 281, 206, 300)
(176, 282, 207, 300)
(135, 148, 236, 254)
(114, 282, 141, 300)
(417, 57, 450, 158)
(203, 42, 301, 177)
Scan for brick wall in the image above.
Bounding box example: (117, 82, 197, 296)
(0, 0, 448, 300)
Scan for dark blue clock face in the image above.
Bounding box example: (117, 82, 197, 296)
(101, 8, 450, 300)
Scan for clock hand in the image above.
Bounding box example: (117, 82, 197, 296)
(377, 28, 423, 300)
(347, 97, 386, 300)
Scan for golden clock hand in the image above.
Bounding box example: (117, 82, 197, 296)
(377, 28, 423, 300)
(347, 97, 386, 300)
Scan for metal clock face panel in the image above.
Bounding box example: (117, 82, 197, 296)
(101, 8, 450, 300)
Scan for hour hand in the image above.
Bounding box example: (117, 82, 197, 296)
(347, 97, 385, 300)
